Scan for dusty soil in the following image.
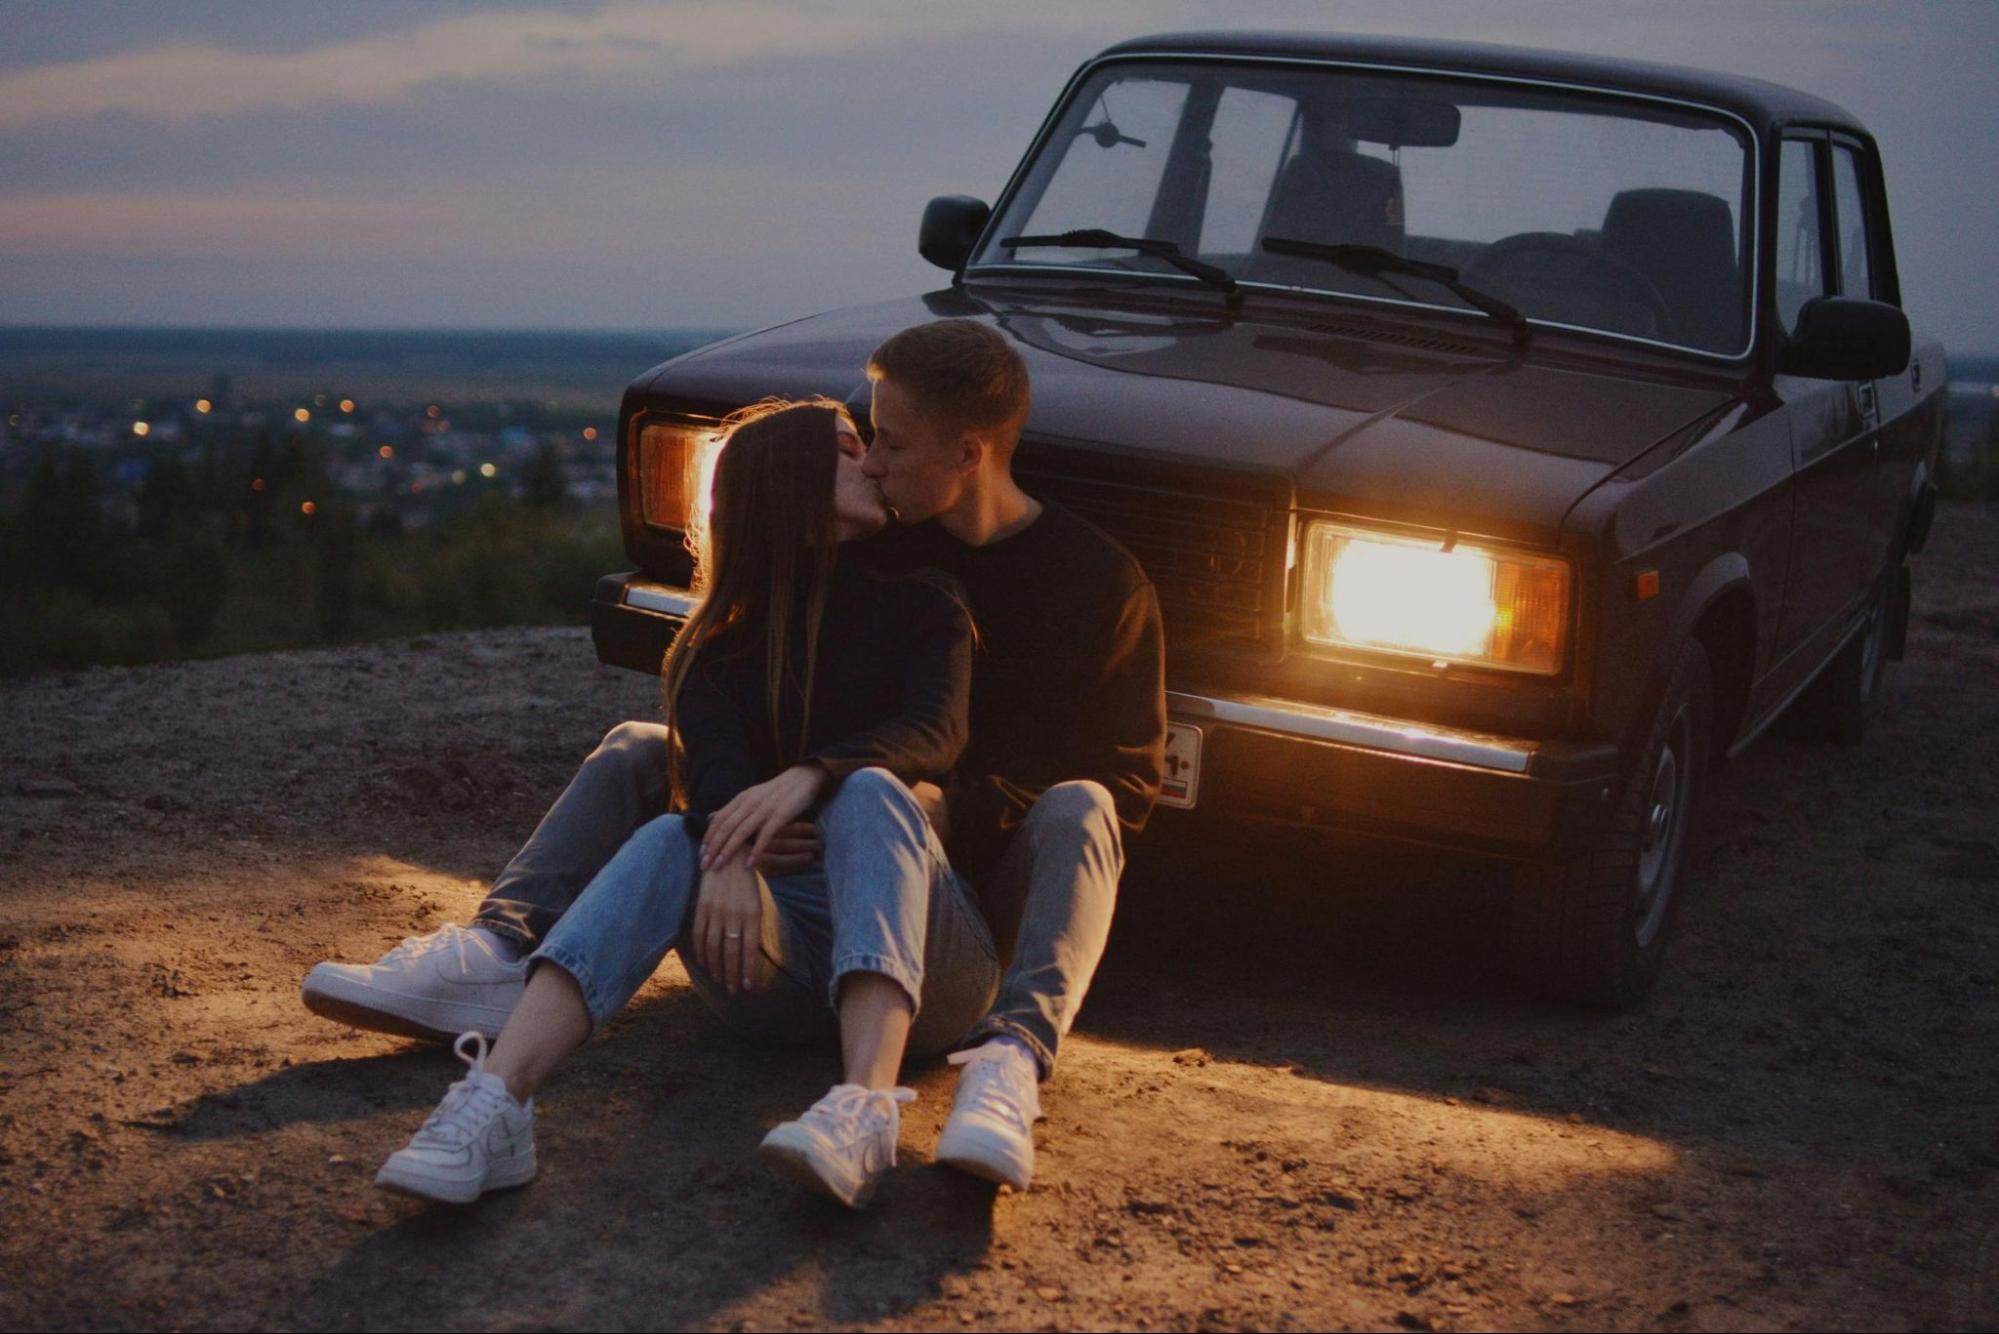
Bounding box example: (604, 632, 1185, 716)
(3, 504, 1995, 1333)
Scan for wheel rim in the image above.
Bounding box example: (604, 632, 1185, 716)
(1633, 710, 1689, 948)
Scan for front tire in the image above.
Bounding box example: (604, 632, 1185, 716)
(1508, 638, 1712, 1008)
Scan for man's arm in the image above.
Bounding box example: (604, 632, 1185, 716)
(1090, 575, 1167, 839)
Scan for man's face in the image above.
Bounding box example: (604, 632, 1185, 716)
(863, 376, 969, 525)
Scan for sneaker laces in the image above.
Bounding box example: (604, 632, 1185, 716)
(380, 922, 476, 967)
(412, 1032, 515, 1149)
(947, 1042, 1041, 1131)
(800, 1084, 916, 1163)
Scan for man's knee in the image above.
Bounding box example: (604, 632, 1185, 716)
(1025, 780, 1119, 842)
(595, 719, 673, 764)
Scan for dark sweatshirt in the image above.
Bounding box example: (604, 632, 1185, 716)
(867, 499, 1168, 874)
(673, 552, 972, 835)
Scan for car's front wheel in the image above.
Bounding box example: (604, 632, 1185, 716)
(1507, 638, 1712, 1008)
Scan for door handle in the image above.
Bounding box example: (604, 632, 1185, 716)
(1855, 381, 1878, 420)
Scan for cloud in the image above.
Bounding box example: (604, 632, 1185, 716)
(0, 0, 1098, 131)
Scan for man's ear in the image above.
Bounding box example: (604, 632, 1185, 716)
(954, 429, 984, 475)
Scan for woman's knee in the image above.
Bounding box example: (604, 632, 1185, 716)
(821, 766, 920, 828)
(627, 812, 696, 862)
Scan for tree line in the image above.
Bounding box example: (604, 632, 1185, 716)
(0, 431, 621, 676)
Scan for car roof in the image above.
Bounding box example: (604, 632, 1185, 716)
(1096, 30, 1861, 133)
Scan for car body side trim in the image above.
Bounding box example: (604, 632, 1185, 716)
(1168, 689, 1533, 774)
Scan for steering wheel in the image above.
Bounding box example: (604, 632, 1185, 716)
(1462, 232, 1672, 337)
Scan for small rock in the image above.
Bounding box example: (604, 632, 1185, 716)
(1036, 1285, 1065, 1302)
(1548, 1292, 1579, 1306)
(18, 779, 82, 799)
(1172, 1048, 1212, 1067)
(941, 1277, 969, 1299)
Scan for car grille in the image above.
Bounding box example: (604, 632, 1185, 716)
(1015, 445, 1290, 651)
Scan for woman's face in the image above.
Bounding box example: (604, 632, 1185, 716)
(832, 421, 888, 541)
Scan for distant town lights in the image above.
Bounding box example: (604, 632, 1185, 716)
(195, 399, 212, 414)
(451, 469, 467, 484)
(132, 421, 151, 437)
(300, 501, 317, 515)
(340, 399, 356, 414)
(294, 408, 311, 423)
(378, 445, 394, 459)
(252, 477, 267, 492)
(479, 462, 498, 478)
(582, 426, 598, 442)
(426, 405, 442, 419)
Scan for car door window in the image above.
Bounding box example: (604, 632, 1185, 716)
(1775, 138, 1829, 330)
(1830, 143, 1875, 300)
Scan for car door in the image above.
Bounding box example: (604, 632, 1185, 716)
(1827, 134, 1910, 575)
(1769, 131, 1876, 676)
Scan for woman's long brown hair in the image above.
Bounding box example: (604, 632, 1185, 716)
(659, 397, 849, 810)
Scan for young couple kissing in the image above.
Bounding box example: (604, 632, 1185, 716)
(304, 318, 1166, 1210)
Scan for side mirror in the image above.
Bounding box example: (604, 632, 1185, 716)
(919, 195, 991, 272)
(1777, 296, 1910, 380)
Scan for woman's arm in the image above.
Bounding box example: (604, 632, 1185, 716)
(673, 652, 763, 839)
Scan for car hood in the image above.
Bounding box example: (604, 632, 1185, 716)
(649, 285, 1741, 539)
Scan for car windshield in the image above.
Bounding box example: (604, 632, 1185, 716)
(971, 59, 1755, 356)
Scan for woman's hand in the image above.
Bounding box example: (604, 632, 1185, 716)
(701, 764, 831, 873)
(692, 860, 765, 994)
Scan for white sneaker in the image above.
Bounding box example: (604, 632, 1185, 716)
(757, 1084, 916, 1209)
(303, 923, 526, 1041)
(375, 1032, 536, 1204)
(935, 1040, 1042, 1191)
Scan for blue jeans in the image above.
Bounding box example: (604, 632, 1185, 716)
(530, 767, 999, 1058)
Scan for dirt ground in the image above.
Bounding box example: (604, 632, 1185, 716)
(2, 503, 1995, 1333)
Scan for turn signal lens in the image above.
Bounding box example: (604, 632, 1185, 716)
(1299, 521, 1569, 675)
(637, 420, 725, 545)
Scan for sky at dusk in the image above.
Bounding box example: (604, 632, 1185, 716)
(2, 0, 1995, 353)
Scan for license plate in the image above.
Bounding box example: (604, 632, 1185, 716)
(1159, 722, 1203, 809)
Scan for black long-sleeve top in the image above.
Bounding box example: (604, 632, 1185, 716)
(866, 500, 1167, 874)
(673, 552, 972, 836)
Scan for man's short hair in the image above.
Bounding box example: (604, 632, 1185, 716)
(866, 319, 1029, 446)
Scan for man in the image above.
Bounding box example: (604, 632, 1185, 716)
(304, 318, 1165, 1193)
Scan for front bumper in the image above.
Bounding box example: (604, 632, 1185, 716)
(592, 574, 1620, 862)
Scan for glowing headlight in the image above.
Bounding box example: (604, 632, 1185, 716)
(1299, 521, 1570, 675)
(636, 420, 725, 546)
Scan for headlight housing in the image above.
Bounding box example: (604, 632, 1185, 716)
(1298, 521, 1570, 676)
(636, 419, 725, 547)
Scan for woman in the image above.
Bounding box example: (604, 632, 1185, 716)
(373, 398, 997, 1209)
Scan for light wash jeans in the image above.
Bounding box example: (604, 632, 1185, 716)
(476, 722, 1125, 1077)
(528, 767, 999, 1057)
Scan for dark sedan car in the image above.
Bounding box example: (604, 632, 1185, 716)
(591, 32, 1945, 1006)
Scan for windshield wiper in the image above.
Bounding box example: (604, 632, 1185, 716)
(1000, 229, 1244, 307)
(1259, 238, 1528, 343)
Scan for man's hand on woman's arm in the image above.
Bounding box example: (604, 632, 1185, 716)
(700, 763, 832, 872)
